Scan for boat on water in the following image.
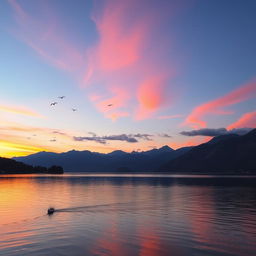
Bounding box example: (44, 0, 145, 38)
(48, 207, 55, 215)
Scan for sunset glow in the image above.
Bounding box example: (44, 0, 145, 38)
(0, 0, 255, 157)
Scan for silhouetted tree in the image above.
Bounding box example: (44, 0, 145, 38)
(47, 165, 64, 174)
(0, 157, 64, 174)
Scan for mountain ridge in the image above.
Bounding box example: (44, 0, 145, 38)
(12, 129, 256, 174)
(161, 128, 256, 173)
(13, 145, 191, 172)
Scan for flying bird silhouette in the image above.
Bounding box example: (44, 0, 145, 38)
(72, 108, 77, 112)
(107, 104, 113, 107)
(58, 96, 65, 99)
(50, 102, 58, 106)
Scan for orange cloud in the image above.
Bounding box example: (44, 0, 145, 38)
(169, 137, 210, 149)
(0, 122, 123, 157)
(136, 75, 169, 120)
(227, 111, 256, 129)
(184, 79, 256, 128)
(106, 111, 130, 121)
(0, 140, 46, 158)
(0, 122, 73, 157)
(0, 124, 64, 136)
(0, 104, 43, 118)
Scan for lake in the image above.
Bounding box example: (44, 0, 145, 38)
(0, 174, 256, 256)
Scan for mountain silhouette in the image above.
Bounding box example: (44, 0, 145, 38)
(161, 128, 256, 173)
(14, 145, 192, 172)
(11, 129, 256, 173)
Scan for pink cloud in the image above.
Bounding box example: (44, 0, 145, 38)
(85, 0, 178, 120)
(184, 79, 256, 128)
(89, 86, 131, 119)
(136, 74, 169, 120)
(227, 111, 256, 129)
(106, 111, 130, 121)
(93, 10, 144, 71)
(8, 0, 179, 121)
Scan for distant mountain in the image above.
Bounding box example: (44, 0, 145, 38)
(161, 128, 256, 173)
(207, 134, 240, 144)
(14, 145, 192, 172)
(0, 157, 64, 174)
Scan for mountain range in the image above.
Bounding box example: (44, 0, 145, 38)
(11, 128, 256, 174)
(13, 145, 192, 172)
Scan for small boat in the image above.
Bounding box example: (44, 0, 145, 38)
(48, 207, 55, 215)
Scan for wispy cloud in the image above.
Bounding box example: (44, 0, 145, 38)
(183, 79, 256, 128)
(0, 139, 46, 157)
(52, 130, 69, 137)
(85, 0, 179, 120)
(158, 133, 172, 138)
(180, 127, 253, 137)
(169, 137, 210, 149)
(227, 111, 256, 129)
(8, 0, 85, 73)
(0, 122, 124, 156)
(136, 74, 171, 120)
(74, 134, 137, 144)
(157, 114, 183, 120)
(8, 0, 180, 121)
(73, 133, 154, 144)
(133, 134, 153, 141)
(0, 104, 43, 118)
(106, 111, 130, 121)
(0, 123, 64, 135)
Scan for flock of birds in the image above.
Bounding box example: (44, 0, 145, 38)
(50, 96, 114, 111)
(50, 96, 77, 111)
(25, 97, 114, 141)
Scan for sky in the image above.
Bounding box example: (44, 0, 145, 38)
(0, 0, 255, 157)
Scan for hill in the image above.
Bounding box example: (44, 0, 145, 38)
(161, 128, 256, 173)
(0, 156, 64, 174)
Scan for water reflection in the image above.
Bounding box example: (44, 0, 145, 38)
(0, 174, 256, 256)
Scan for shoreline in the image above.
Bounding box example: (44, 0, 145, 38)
(1, 171, 256, 177)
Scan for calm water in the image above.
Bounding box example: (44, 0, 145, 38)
(0, 174, 256, 256)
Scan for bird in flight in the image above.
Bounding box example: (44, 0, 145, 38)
(50, 102, 58, 106)
(58, 96, 65, 99)
(107, 104, 113, 107)
(72, 108, 77, 112)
